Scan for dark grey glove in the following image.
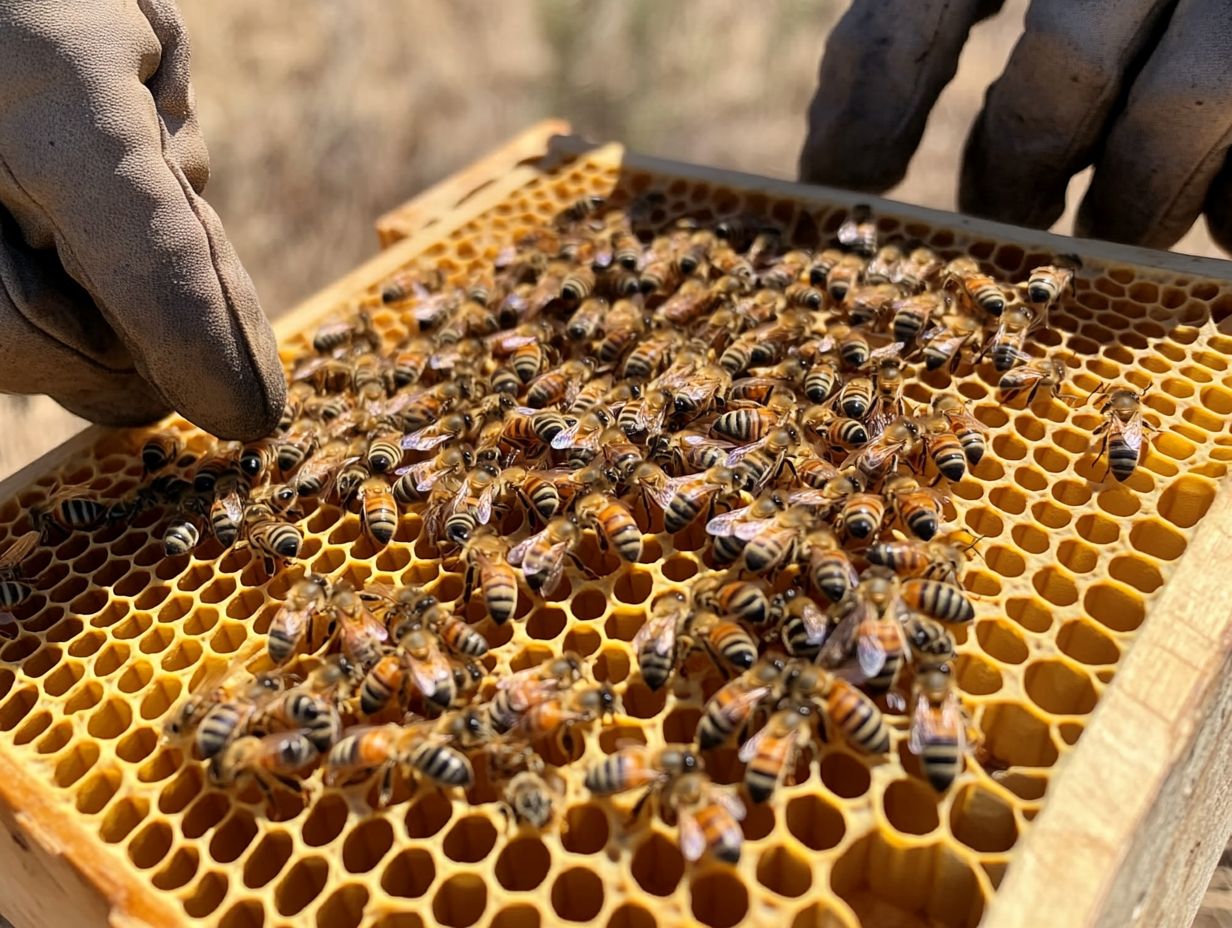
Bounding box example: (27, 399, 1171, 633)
(800, 0, 1232, 253)
(0, 0, 285, 439)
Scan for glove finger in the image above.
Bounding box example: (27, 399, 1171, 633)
(799, 0, 993, 192)
(137, 0, 209, 193)
(0, 2, 284, 441)
(1202, 151, 1232, 255)
(1076, 0, 1232, 249)
(0, 223, 169, 426)
(960, 0, 1175, 228)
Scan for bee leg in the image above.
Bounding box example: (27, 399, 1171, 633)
(565, 553, 601, 580)
(628, 785, 655, 826)
(377, 764, 395, 809)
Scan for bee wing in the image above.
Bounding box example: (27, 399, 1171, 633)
(0, 531, 39, 571)
(538, 543, 570, 593)
(703, 507, 752, 537)
(869, 342, 903, 362)
(818, 605, 864, 668)
(401, 428, 451, 452)
(358, 582, 397, 604)
(640, 474, 682, 511)
(797, 599, 830, 649)
(474, 484, 497, 526)
(549, 419, 584, 451)
(949, 411, 989, 434)
(712, 787, 747, 821)
(737, 721, 773, 763)
(408, 653, 451, 699)
(1117, 417, 1144, 454)
(908, 695, 939, 756)
(856, 624, 888, 678)
(677, 809, 707, 862)
(220, 491, 245, 525)
(786, 488, 831, 509)
(0, 611, 17, 638)
(506, 533, 538, 567)
(632, 610, 677, 656)
(725, 433, 769, 467)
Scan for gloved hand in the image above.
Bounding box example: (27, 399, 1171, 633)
(799, 0, 1232, 253)
(0, 0, 284, 440)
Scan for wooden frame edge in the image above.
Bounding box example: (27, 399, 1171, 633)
(374, 118, 573, 247)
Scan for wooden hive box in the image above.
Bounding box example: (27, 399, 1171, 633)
(0, 120, 1229, 928)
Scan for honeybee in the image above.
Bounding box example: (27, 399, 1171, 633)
(885, 474, 945, 541)
(866, 537, 971, 585)
(585, 744, 701, 796)
(837, 204, 877, 256)
(551, 408, 618, 455)
(393, 445, 474, 503)
(824, 253, 866, 302)
(354, 476, 398, 545)
(863, 244, 902, 285)
(192, 673, 289, 760)
(800, 405, 868, 450)
(941, 256, 1006, 316)
(294, 439, 360, 498)
(141, 434, 180, 474)
(247, 676, 344, 754)
(163, 653, 271, 745)
(244, 502, 303, 567)
(517, 683, 618, 747)
(487, 652, 585, 734)
(690, 575, 772, 626)
(696, 659, 783, 749)
(1091, 386, 1155, 481)
(770, 588, 830, 657)
(842, 417, 921, 484)
(632, 462, 741, 533)
(791, 441, 840, 490)
(739, 706, 813, 802)
(817, 573, 906, 689)
(631, 593, 684, 692)
(909, 663, 968, 791)
(430, 464, 501, 545)
(527, 359, 594, 408)
(890, 291, 946, 346)
(808, 247, 845, 286)
(400, 411, 474, 453)
(208, 732, 319, 795)
(492, 746, 562, 829)
(595, 298, 647, 365)
(930, 393, 989, 466)
(894, 244, 942, 292)
(463, 530, 519, 625)
(999, 356, 1070, 404)
(803, 357, 843, 404)
(31, 486, 108, 537)
(162, 515, 204, 558)
(1025, 258, 1078, 309)
(920, 313, 982, 372)
(326, 723, 473, 807)
(507, 517, 583, 596)
(0, 531, 38, 608)
(395, 625, 457, 708)
(664, 773, 746, 864)
(364, 430, 403, 474)
(780, 661, 890, 755)
(328, 583, 390, 671)
(690, 610, 759, 673)
(555, 194, 606, 228)
(727, 427, 798, 492)
(900, 577, 975, 623)
(904, 616, 957, 668)
(832, 323, 870, 368)
(984, 305, 1036, 372)
(710, 501, 816, 575)
(802, 525, 859, 603)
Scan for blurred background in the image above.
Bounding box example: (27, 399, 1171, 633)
(0, 0, 1226, 475)
(0, 4, 1229, 925)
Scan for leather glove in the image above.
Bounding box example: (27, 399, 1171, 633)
(800, 0, 1232, 253)
(0, 0, 284, 440)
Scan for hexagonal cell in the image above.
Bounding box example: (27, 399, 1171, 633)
(442, 814, 497, 863)
(1057, 619, 1122, 666)
(785, 793, 846, 851)
(690, 870, 749, 928)
(975, 619, 1029, 665)
(980, 703, 1060, 768)
(381, 847, 435, 899)
(551, 868, 605, 923)
(433, 873, 488, 928)
(1024, 660, 1098, 716)
(831, 834, 986, 928)
(882, 778, 940, 836)
(1083, 581, 1146, 633)
(494, 836, 551, 892)
(561, 802, 610, 855)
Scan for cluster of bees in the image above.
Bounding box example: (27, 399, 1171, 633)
(0, 193, 1162, 866)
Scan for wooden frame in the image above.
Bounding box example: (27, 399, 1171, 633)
(0, 121, 1229, 928)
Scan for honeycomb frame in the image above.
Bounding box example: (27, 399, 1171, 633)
(0, 122, 1231, 928)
